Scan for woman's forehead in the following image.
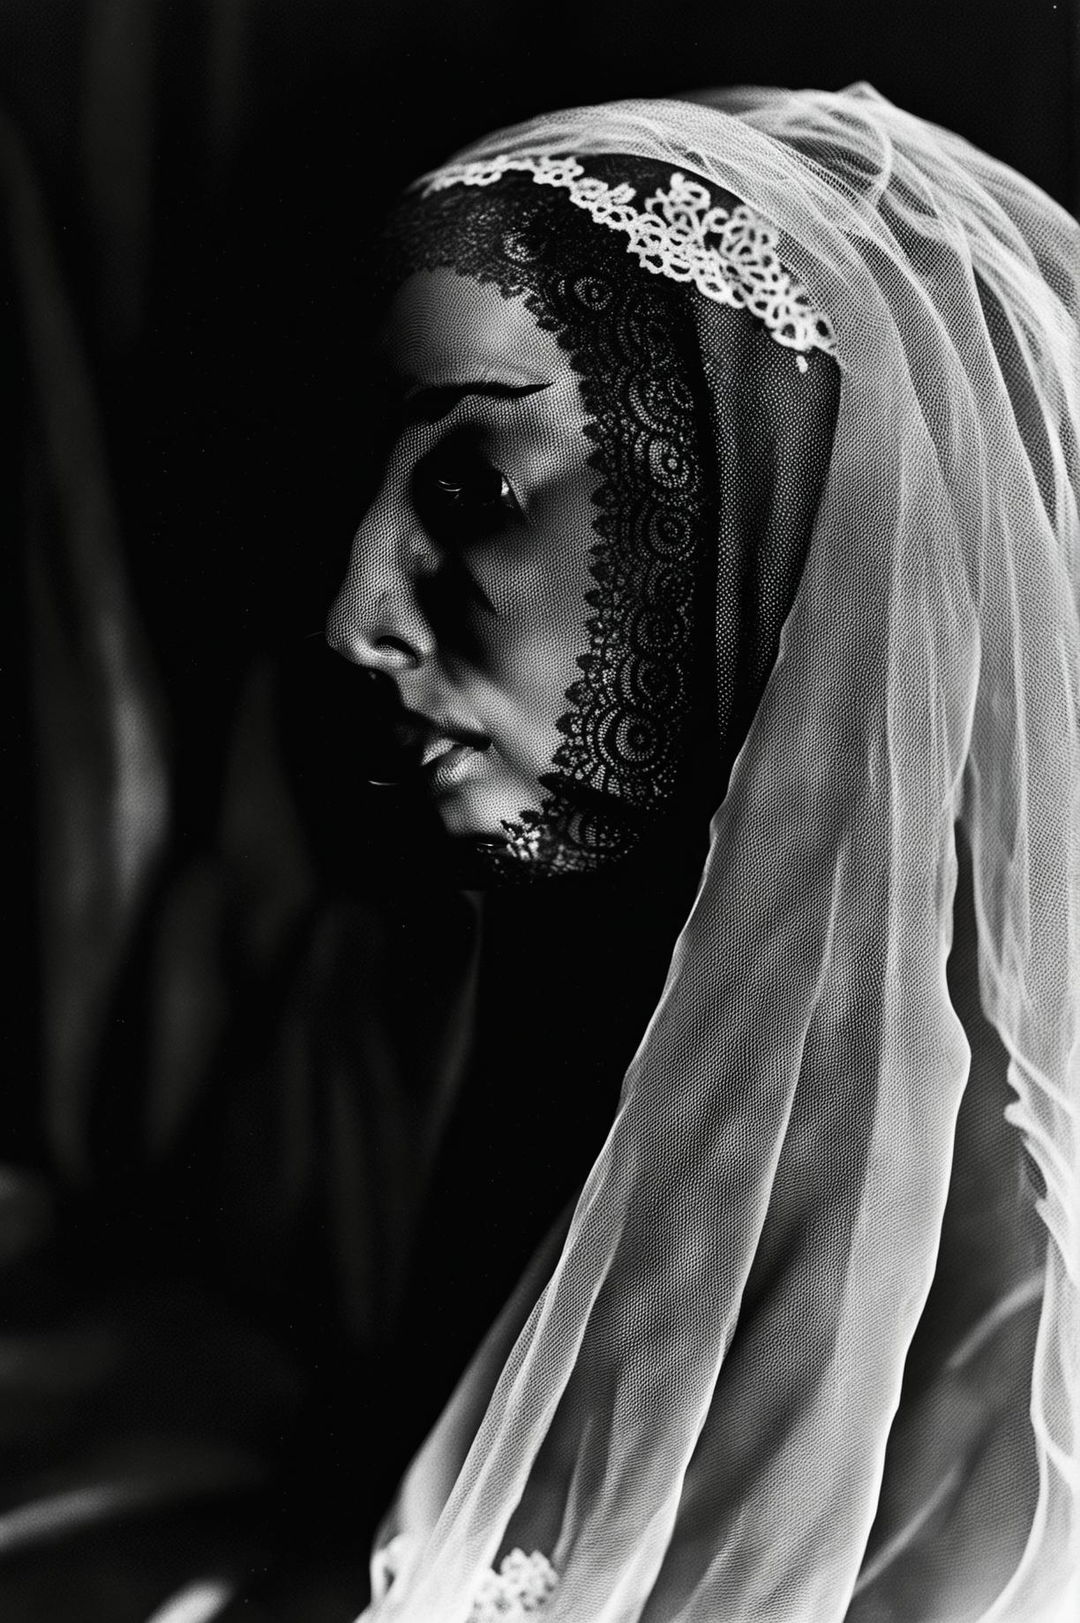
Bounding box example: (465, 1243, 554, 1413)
(383, 268, 570, 392)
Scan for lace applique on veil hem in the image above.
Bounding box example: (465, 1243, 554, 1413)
(468, 1548, 558, 1620)
(368, 1536, 557, 1622)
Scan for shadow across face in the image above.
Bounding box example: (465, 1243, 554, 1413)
(328, 160, 841, 882)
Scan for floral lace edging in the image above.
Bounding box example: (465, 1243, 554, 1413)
(423, 153, 836, 369)
(468, 1549, 558, 1620)
(369, 1538, 557, 1621)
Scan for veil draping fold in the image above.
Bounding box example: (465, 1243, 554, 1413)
(363, 86, 1080, 1622)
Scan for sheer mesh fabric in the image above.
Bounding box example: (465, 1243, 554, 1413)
(379, 166, 837, 875)
(360, 86, 1080, 1623)
(380, 173, 715, 873)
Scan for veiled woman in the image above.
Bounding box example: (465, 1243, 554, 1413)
(324, 83, 1079, 1623)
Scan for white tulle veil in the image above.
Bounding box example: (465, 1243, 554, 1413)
(360, 85, 1080, 1622)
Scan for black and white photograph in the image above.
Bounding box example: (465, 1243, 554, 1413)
(2, 2, 1078, 1619)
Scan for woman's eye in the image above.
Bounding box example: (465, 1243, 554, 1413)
(434, 468, 515, 510)
(414, 451, 521, 539)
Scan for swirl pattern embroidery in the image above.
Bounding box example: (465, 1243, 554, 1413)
(384, 172, 713, 874)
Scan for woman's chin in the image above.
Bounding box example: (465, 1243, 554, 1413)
(426, 769, 538, 843)
(431, 783, 554, 886)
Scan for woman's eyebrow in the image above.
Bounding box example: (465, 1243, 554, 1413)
(402, 380, 552, 425)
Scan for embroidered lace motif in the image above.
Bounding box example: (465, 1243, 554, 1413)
(370, 1537, 557, 1621)
(424, 154, 837, 369)
(467, 1549, 558, 1620)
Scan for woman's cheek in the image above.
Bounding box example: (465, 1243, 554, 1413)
(443, 645, 562, 790)
(456, 476, 596, 782)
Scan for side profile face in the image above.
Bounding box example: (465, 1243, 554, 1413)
(327, 267, 605, 854)
(326, 174, 839, 876)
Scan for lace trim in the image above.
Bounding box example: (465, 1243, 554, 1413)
(389, 163, 711, 874)
(424, 154, 836, 368)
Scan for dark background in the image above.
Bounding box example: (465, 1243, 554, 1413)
(4, 0, 1078, 1096)
(1, 3, 1077, 1619)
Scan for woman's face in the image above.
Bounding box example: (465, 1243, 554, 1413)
(327, 268, 600, 850)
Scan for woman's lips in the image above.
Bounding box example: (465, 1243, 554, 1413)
(421, 738, 487, 793)
(383, 709, 493, 793)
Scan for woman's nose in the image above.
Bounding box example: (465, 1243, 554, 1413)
(326, 523, 436, 675)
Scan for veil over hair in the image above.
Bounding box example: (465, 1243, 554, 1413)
(362, 85, 1080, 1622)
